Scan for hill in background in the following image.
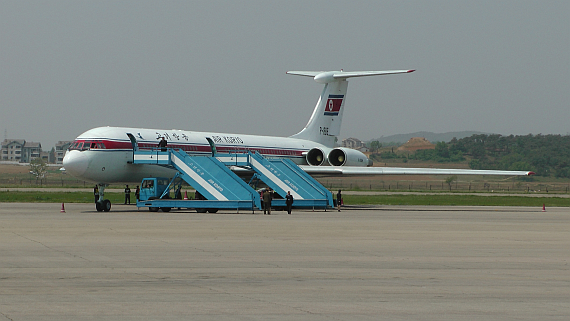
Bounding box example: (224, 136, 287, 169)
(371, 131, 489, 145)
(397, 137, 435, 151)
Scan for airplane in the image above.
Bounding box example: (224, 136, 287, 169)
(63, 69, 534, 211)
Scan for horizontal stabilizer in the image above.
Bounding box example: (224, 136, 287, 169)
(285, 71, 322, 77)
(287, 70, 415, 83)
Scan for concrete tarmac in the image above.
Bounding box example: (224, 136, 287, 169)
(0, 203, 569, 320)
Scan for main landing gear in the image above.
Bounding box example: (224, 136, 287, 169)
(95, 184, 111, 212)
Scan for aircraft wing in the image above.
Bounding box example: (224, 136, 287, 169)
(299, 166, 535, 176)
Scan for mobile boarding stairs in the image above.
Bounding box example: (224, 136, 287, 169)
(127, 134, 333, 212)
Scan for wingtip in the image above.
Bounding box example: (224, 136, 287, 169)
(528, 171, 536, 176)
(407, 69, 416, 73)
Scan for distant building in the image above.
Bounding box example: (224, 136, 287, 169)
(1, 139, 43, 163)
(342, 137, 366, 149)
(54, 141, 72, 164)
(40, 151, 50, 163)
(1, 139, 25, 162)
(21, 142, 42, 163)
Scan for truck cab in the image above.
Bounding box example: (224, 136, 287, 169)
(139, 177, 171, 202)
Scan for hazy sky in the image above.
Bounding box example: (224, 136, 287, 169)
(1, 1, 568, 149)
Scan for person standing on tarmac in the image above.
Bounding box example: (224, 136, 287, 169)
(263, 188, 273, 215)
(158, 137, 167, 152)
(337, 189, 342, 212)
(135, 185, 140, 202)
(285, 191, 294, 214)
(94, 185, 99, 203)
(124, 185, 131, 204)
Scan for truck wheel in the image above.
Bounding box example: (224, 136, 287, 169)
(161, 207, 171, 212)
(207, 209, 218, 213)
(147, 197, 159, 212)
(196, 208, 207, 213)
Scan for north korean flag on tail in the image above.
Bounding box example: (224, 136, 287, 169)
(323, 94, 344, 116)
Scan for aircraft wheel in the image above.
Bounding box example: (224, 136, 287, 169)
(95, 202, 103, 212)
(103, 199, 111, 212)
(207, 209, 218, 213)
(161, 207, 171, 212)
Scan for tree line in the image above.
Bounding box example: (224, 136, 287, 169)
(370, 134, 570, 177)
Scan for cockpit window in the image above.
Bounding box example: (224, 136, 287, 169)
(69, 140, 106, 151)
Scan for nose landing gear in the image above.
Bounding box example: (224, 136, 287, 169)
(95, 184, 111, 212)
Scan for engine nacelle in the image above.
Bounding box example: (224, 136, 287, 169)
(306, 147, 332, 166)
(328, 148, 370, 167)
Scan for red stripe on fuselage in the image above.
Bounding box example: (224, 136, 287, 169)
(70, 139, 305, 157)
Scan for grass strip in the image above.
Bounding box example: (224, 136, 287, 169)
(0, 191, 124, 204)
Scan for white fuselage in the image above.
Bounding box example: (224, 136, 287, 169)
(63, 126, 327, 184)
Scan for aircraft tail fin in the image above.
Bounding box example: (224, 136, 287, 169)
(288, 70, 414, 147)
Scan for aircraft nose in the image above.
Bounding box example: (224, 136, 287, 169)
(62, 150, 89, 177)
